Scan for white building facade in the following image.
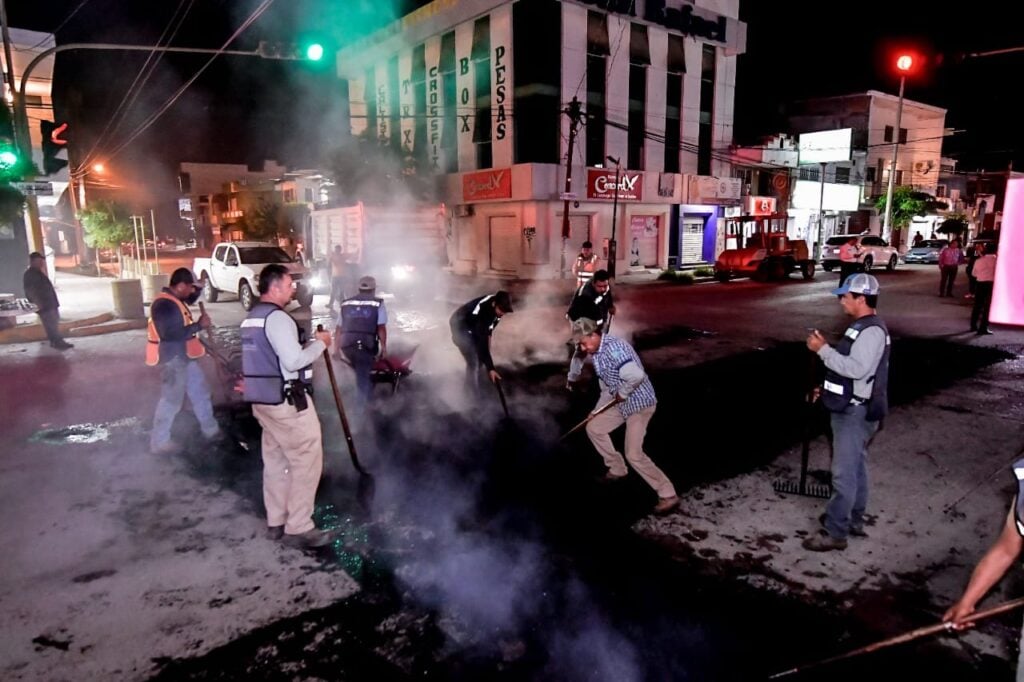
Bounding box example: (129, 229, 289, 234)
(337, 0, 747, 278)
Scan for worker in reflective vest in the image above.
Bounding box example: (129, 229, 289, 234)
(572, 241, 600, 288)
(147, 267, 220, 455)
(241, 263, 336, 549)
(449, 290, 512, 389)
(336, 275, 388, 402)
(804, 273, 890, 552)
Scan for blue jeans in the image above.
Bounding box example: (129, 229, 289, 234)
(343, 347, 375, 402)
(825, 403, 878, 540)
(150, 357, 219, 449)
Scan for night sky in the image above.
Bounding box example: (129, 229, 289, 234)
(8, 0, 1021, 212)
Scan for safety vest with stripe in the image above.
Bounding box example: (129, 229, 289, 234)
(574, 253, 598, 283)
(821, 315, 890, 422)
(339, 294, 382, 352)
(145, 292, 205, 366)
(241, 302, 313, 404)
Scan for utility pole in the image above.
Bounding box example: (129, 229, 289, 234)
(814, 161, 826, 260)
(606, 156, 621, 279)
(559, 97, 584, 279)
(882, 54, 914, 248)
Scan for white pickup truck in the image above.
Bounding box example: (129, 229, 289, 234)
(193, 242, 314, 310)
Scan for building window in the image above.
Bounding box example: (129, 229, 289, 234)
(883, 125, 893, 142)
(472, 16, 492, 169)
(895, 169, 904, 185)
(834, 166, 850, 184)
(585, 11, 609, 167)
(365, 67, 377, 138)
(627, 24, 649, 170)
(412, 44, 427, 162)
(663, 34, 684, 174)
(513, 0, 560, 164)
(936, 184, 947, 198)
(898, 127, 908, 144)
(798, 166, 820, 182)
(388, 56, 401, 151)
(698, 44, 716, 175)
(283, 188, 296, 203)
(865, 167, 876, 183)
(304, 188, 315, 203)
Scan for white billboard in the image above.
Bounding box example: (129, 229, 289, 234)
(798, 128, 853, 165)
(792, 180, 861, 212)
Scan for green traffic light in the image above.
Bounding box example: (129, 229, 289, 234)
(305, 43, 324, 61)
(0, 149, 19, 169)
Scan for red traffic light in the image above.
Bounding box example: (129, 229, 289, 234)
(895, 54, 914, 72)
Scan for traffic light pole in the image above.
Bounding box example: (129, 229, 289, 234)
(881, 74, 906, 246)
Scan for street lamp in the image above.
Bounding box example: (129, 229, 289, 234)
(606, 155, 621, 278)
(882, 53, 914, 247)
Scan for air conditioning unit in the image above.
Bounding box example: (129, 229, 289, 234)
(455, 204, 474, 217)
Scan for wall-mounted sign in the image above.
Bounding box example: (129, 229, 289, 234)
(745, 196, 777, 216)
(798, 128, 853, 165)
(688, 175, 742, 203)
(462, 169, 512, 201)
(587, 169, 643, 201)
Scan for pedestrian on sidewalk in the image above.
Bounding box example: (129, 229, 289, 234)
(970, 243, 997, 335)
(943, 464, 1024, 671)
(449, 290, 512, 390)
(569, 317, 679, 515)
(335, 275, 388, 402)
(22, 251, 72, 350)
(803, 273, 890, 552)
(242, 264, 336, 548)
(572, 241, 600, 288)
(146, 268, 220, 455)
(566, 269, 616, 384)
(838, 236, 862, 286)
(937, 239, 965, 297)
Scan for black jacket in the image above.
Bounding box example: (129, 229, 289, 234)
(450, 294, 502, 371)
(567, 281, 613, 324)
(23, 267, 59, 312)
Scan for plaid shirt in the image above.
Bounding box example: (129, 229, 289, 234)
(591, 334, 657, 417)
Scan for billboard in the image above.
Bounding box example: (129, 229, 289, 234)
(791, 180, 860, 211)
(587, 169, 643, 201)
(798, 128, 853, 165)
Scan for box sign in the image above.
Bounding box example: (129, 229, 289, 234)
(799, 128, 853, 165)
(462, 169, 512, 201)
(688, 175, 742, 203)
(745, 196, 777, 216)
(178, 198, 192, 213)
(587, 169, 643, 201)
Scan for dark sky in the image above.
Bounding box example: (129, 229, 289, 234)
(8, 0, 1021, 211)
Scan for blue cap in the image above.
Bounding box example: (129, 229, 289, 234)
(832, 272, 880, 296)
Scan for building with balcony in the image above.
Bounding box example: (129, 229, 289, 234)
(787, 91, 948, 248)
(336, 0, 747, 277)
(178, 160, 287, 246)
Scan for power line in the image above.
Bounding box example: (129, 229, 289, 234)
(15, 0, 94, 51)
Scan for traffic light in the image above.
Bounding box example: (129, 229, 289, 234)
(305, 43, 324, 62)
(40, 120, 68, 176)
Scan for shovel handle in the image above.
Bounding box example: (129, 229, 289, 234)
(559, 399, 619, 441)
(317, 324, 369, 476)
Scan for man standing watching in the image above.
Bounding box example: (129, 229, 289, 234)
(242, 263, 336, 548)
(336, 275, 388, 402)
(566, 269, 616, 384)
(23, 251, 72, 350)
(804, 273, 890, 551)
(938, 238, 965, 297)
(970, 242, 997, 335)
(449, 290, 512, 388)
(569, 318, 679, 515)
(838, 236, 862, 285)
(146, 268, 220, 455)
(572, 241, 600, 288)
(327, 245, 347, 310)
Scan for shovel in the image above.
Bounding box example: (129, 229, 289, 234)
(317, 325, 375, 508)
(559, 399, 619, 441)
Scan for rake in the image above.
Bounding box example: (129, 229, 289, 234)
(773, 352, 832, 499)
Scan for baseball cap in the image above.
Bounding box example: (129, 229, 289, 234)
(170, 267, 197, 286)
(570, 317, 600, 342)
(832, 272, 880, 296)
(494, 290, 513, 313)
(358, 275, 376, 291)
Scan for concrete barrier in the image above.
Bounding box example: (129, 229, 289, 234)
(111, 279, 145, 319)
(142, 273, 169, 304)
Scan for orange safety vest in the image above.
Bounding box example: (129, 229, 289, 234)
(145, 292, 205, 366)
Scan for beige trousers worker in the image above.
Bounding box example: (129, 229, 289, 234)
(252, 397, 324, 536)
(586, 404, 677, 499)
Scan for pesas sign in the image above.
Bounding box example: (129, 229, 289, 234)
(587, 169, 643, 201)
(463, 168, 512, 201)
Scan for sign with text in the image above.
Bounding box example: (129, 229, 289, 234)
(586, 169, 643, 201)
(462, 169, 512, 201)
(688, 175, 742, 202)
(12, 181, 53, 196)
(745, 196, 777, 216)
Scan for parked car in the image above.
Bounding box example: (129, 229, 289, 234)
(821, 234, 900, 272)
(902, 239, 948, 264)
(193, 241, 313, 310)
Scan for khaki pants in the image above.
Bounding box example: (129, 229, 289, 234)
(585, 404, 676, 499)
(252, 398, 324, 535)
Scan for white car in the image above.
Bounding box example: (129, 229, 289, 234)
(193, 242, 312, 310)
(821, 234, 900, 272)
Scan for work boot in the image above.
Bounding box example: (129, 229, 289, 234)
(283, 528, 338, 548)
(266, 525, 284, 541)
(51, 340, 74, 350)
(819, 513, 867, 538)
(598, 470, 628, 483)
(802, 530, 848, 552)
(653, 496, 680, 515)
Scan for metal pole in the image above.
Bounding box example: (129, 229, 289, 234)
(814, 161, 826, 260)
(608, 162, 620, 278)
(560, 97, 582, 280)
(150, 209, 160, 271)
(882, 75, 905, 243)
(1, 0, 20, 148)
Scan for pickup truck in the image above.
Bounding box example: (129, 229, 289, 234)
(193, 241, 313, 310)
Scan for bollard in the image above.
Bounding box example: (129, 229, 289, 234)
(110, 279, 145, 319)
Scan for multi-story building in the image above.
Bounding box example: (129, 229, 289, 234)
(787, 91, 947, 248)
(336, 0, 747, 277)
(177, 161, 287, 246)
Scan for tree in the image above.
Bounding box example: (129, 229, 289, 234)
(79, 201, 133, 275)
(875, 187, 946, 247)
(937, 214, 968, 237)
(243, 198, 284, 241)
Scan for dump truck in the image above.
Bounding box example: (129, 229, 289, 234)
(713, 214, 816, 282)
